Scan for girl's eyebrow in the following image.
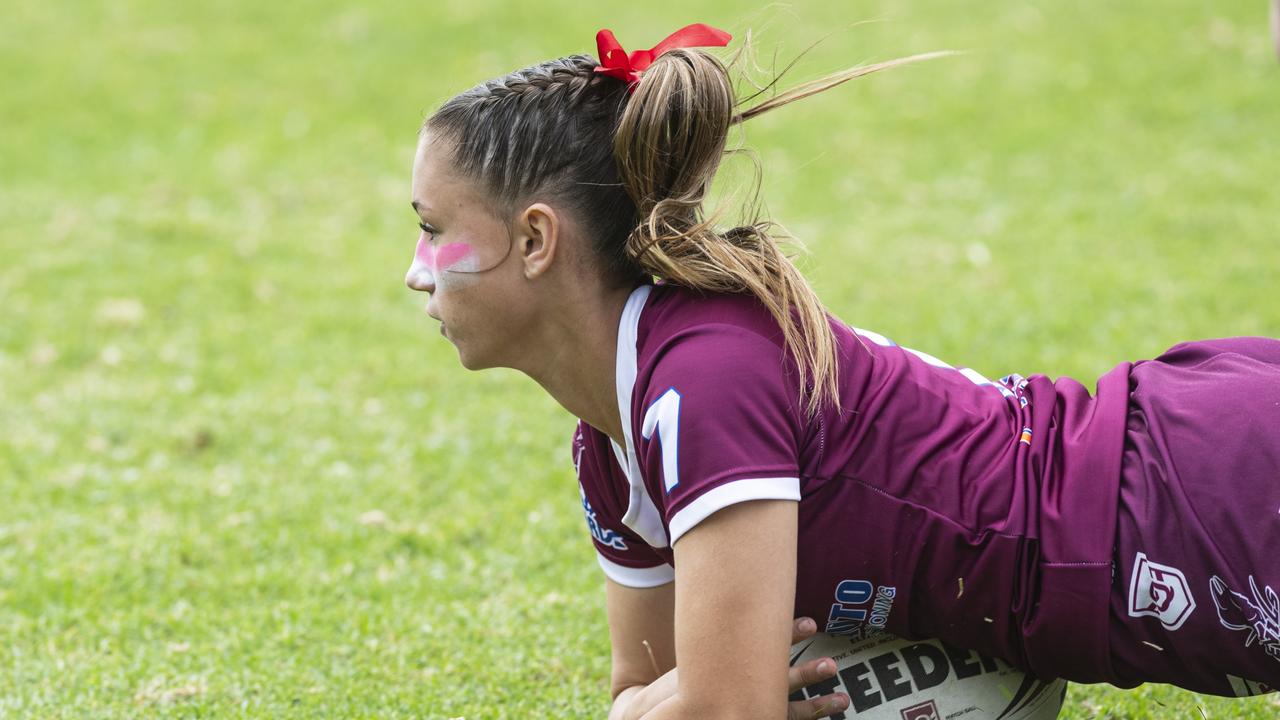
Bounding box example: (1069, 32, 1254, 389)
(411, 200, 446, 220)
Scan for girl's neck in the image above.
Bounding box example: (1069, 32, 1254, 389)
(518, 282, 638, 447)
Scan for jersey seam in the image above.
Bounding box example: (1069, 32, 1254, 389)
(838, 474, 1025, 541)
(840, 474, 1111, 565)
(669, 319, 788, 350)
(816, 411, 827, 468)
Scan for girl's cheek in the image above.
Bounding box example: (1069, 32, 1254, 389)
(406, 233, 481, 290)
(433, 242, 478, 273)
(415, 232, 479, 274)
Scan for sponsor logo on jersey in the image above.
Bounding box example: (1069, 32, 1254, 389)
(1127, 552, 1196, 630)
(827, 579, 897, 640)
(579, 485, 627, 551)
(573, 432, 585, 476)
(999, 374, 1031, 409)
(1211, 575, 1280, 664)
(900, 699, 940, 720)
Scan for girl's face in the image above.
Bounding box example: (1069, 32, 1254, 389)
(405, 133, 528, 370)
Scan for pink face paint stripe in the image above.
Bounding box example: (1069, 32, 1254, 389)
(433, 243, 473, 270)
(414, 234, 434, 267)
(415, 232, 474, 273)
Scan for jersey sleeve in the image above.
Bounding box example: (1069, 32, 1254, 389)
(573, 423, 674, 588)
(637, 324, 803, 546)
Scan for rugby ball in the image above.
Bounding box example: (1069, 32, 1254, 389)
(789, 632, 1065, 719)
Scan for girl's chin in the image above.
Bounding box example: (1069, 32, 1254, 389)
(452, 341, 483, 371)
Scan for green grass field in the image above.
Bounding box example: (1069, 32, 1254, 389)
(2, 0, 1278, 717)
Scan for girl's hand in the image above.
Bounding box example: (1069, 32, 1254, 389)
(612, 617, 848, 720)
(786, 617, 850, 720)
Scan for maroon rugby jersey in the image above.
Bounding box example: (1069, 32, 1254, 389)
(575, 283, 1132, 682)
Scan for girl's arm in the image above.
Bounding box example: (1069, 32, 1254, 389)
(604, 501, 848, 720)
(609, 563, 849, 717)
(611, 623, 847, 720)
(654, 498, 799, 719)
(605, 578, 677, 720)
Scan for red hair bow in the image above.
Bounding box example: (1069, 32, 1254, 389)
(594, 23, 732, 89)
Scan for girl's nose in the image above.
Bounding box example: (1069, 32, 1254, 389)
(405, 261, 436, 293)
(405, 232, 437, 292)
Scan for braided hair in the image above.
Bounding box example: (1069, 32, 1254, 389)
(424, 43, 948, 416)
(427, 55, 644, 286)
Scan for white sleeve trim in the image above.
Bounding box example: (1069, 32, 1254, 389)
(668, 477, 801, 546)
(596, 553, 675, 588)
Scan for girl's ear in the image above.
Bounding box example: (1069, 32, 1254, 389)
(517, 202, 559, 279)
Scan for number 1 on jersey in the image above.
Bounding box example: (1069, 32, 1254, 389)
(642, 387, 682, 494)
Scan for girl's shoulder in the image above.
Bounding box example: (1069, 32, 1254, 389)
(638, 284, 790, 357)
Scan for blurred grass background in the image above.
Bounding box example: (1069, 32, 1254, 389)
(1, 0, 1277, 717)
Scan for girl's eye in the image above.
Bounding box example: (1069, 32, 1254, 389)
(418, 222, 436, 239)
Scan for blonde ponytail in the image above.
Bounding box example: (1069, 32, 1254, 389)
(612, 45, 949, 416)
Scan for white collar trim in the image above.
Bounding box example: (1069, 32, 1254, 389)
(608, 284, 668, 548)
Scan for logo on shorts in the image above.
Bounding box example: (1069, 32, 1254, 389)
(1128, 552, 1196, 631)
(579, 484, 627, 551)
(900, 700, 940, 720)
(1210, 575, 1280, 663)
(1226, 673, 1274, 697)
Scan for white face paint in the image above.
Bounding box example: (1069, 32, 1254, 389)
(404, 229, 482, 290)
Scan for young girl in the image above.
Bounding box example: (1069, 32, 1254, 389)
(403, 24, 1280, 719)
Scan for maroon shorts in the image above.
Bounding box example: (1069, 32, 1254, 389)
(1107, 337, 1280, 697)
